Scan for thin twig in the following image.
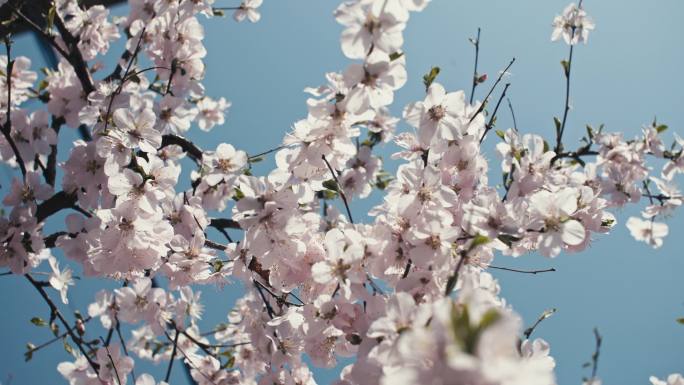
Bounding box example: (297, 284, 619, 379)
(99, 338, 122, 385)
(489, 266, 556, 274)
(468, 58, 515, 124)
(248, 145, 286, 161)
(469, 27, 481, 105)
(254, 281, 276, 319)
(26, 274, 99, 373)
(25, 316, 93, 355)
(480, 83, 510, 143)
(165, 329, 180, 383)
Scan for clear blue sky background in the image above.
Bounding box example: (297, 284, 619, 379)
(1, 1, 683, 384)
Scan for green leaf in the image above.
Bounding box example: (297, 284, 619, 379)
(601, 218, 615, 228)
(232, 188, 245, 201)
(656, 124, 668, 134)
(495, 130, 505, 139)
(213, 9, 225, 16)
(586, 125, 594, 140)
(497, 234, 521, 247)
(469, 234, 490, 250)
(477, 309, 501, 331)
(30, 317, 47, 327)
(553, 117, 562, 135)
(46, 5, 57, 31)
(422, 66, 441, 91)
(249, 156, 264, 163)
(543, 140, 550, 153)
(63, 339, 74, 356)
(322, 179, 339, 192)
(212, 260, 224, 273)
(389, 52, 404, 61)
(676, 318, 684, 324)
(560, 60, 570, 76)
(321, 190, 337, 200)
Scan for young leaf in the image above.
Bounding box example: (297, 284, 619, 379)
(30, 317, 47, 327)
(422, 66, 440, 91)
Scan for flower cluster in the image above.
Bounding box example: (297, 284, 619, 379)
(0, 1, 680, 385)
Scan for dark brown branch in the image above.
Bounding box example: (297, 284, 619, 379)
(209, 218, 241, 230)
(44, 117, 64, 186)
(26, 274, 99, 373)
(204, 239, 227, 251)
(51, 9, 95, 95)
(2, 38, 27, 177)
(36, 191, 77, 223)
(161, 134, 203, 163)
(44, 231, 68, 248)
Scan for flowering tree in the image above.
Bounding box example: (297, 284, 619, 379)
(0, 0, 681, 385)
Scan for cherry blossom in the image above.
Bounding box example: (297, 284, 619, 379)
(1, 1, 681, 385)
(551, 3, 595, 45)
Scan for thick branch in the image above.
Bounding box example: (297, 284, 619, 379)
(161, 134, 203, 163)
(36, 191, 77, 223)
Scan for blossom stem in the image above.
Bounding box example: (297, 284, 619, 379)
(11, 5, 95, 96)
(254, 280, 276, 318)
(555, 44, 574, 154)
(99, 337, 123, 385)
(322, 155, 354, 224)
(164, 328, 180, 383)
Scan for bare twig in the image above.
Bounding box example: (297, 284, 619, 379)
(469, 27, 481, 105)
(489, 266, 556, 275)
(468, 58, 515, 124)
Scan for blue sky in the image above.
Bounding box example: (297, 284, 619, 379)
(1, 1, 683, 384)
